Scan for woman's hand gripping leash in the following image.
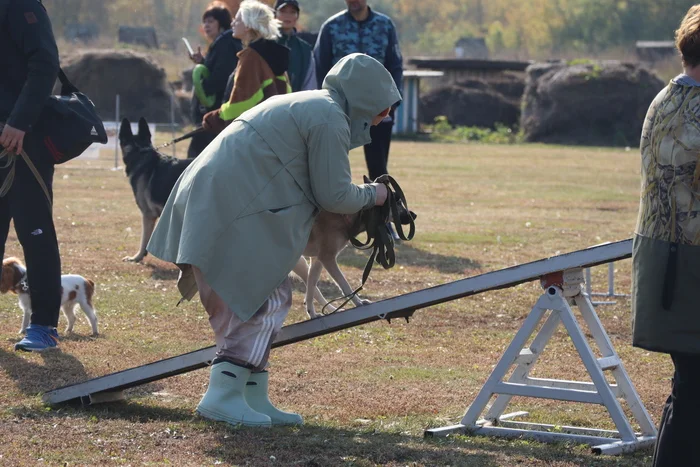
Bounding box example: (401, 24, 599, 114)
(320, 175, 417, 318)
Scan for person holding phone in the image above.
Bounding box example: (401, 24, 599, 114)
(188, 2, 242, 159)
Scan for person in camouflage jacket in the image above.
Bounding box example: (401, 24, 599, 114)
(632, 5, 700, 465)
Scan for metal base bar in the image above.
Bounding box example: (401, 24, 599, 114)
(494, 418, 622, 437)
(425, 424, 655, 455)
(585, 262, 631, 306)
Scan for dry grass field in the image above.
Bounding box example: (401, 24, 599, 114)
(0, 138, 667, 466)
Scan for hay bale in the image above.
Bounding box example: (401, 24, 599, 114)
(58, 50, 184, 124)
(420, 74, 524, 128)
(520, 60, 664, 146)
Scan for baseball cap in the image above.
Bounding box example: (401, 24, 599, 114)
(275, 0, 300, 12)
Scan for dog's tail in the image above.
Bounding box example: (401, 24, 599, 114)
(84, 279, 96, 307)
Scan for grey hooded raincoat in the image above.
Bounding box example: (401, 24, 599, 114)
(147, 53, 401, 322)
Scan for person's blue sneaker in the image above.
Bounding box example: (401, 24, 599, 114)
(14, 324, 59, 352)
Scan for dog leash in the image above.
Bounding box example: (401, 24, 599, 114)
(0, 122, 52, 210)
(0, 148, 52, 212)
(155, 127, 206, 150)
(320, 175, 416, 315)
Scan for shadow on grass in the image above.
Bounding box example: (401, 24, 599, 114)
(144, 261, 180, 281)
(0, 348, 89, 395)
(13, 397, 651, 466)
(337, 243, 481, 275)
(60, 333, 101, 343)
(200, 422, 651, 467)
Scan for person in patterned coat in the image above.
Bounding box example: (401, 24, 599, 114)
(632, 5, 700, 465)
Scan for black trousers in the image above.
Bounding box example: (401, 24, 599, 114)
(0, 135, 61, 327)
(363, 118, 394, 181)
(653, 353, 700, 466)
(187, 130, 216, 159)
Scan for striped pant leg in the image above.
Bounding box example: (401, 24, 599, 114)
(193, 266, 292, 371)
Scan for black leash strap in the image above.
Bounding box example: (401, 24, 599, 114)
(155, 127, 206, 149)
(321, 175, 416, 315)
(661, 242, 678, 311)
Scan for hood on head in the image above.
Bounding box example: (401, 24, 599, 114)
(249, 39, 290, 76)
(322, 53, 402, 149)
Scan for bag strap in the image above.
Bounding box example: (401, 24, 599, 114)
(57, 68, 79, 95)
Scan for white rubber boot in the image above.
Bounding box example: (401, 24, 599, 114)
(196, 361, 271, 427)
(245, 371, 303, 426)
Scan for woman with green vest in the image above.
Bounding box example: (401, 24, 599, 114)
(632, 5, 700, 465)
(188, 2, 241, 159)
(274, 0, 316, 92)
(202, 0, 291, 134)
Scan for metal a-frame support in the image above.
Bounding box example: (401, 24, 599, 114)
(425, 268, 657, 455)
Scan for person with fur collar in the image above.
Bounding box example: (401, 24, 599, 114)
(147, 54, 401, 428)
(202, 0, 291, 134)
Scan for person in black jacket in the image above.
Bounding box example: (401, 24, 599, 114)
(0, 0, 63, 351)
(187, 2, 242, 159)
(274, 0, 316, 92)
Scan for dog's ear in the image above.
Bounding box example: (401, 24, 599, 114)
(137, 117, 152, 145)
(363, 175, 372, 184)
(118, 118, 133, 144)
(84, 279, 95, 306)
(0, 261, 18, 294)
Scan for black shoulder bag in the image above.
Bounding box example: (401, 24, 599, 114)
(33, 68, 108, 164)
(0, 70, 108, 207)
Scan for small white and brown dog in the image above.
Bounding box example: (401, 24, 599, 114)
(0, 257, 99, 336)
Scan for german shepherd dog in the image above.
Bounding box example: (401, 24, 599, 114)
(119, 118, 193, 262)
